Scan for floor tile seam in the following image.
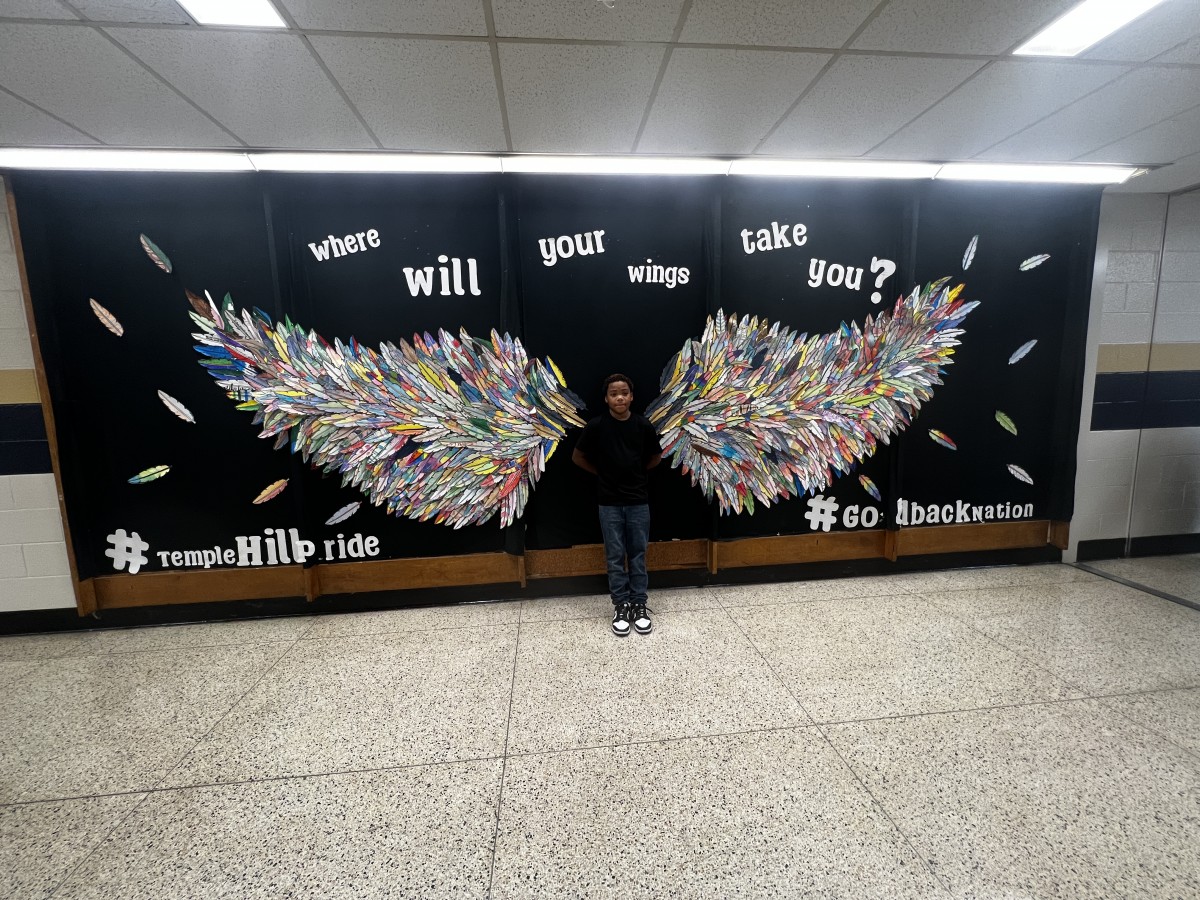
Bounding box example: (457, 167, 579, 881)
(3, 753, 513, 809)
(55, 637, 303, 659)
(814, 692, 1118, 730)
(502, 721, 827, 762)
(719, 597, 954, 896)
(143, 635, 309, 794)
(298, 619, 522, 640)
(1091, 691, 1200, 764)
(0, 657, 51, 687)
(488, 616, 523, 898)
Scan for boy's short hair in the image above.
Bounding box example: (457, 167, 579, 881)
(603, 373, 633, 393)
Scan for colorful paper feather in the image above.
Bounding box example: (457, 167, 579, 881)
(325, 501, 362, 526)
(646, 278, 978, 514)
(128, 465, 169, 484)
(191, 304, 585, 528)
(1009, 340, 1037, 365)
(995, 410, 1017, 435)
(139, 234, 172, 274)
(1007, 463, 1033, 485)
(962, 235, 978, 271)
(156, 390, 195, 423)
(89, 298, 124, 336)
(859, 474, 881, 502)
(1019, 254, 1050, 271)
(253, 478, 288, 504)
(928, 429, 957, 450)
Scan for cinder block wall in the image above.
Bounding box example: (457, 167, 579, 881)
(1070, 189, 1200, 559)
(0, 193, 74, 612)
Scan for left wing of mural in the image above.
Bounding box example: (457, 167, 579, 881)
(188, 296, 585, 528)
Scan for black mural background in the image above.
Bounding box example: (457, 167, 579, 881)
(13, 172, 1100, 578)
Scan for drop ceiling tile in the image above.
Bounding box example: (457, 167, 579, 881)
(871, 61, 1127, 160)
(1110, 151, 1200, 194)
(0, 24, 237, 146)
(0, 1, 76, 18)
(759, 55, 984, 157)
(680, 0, 879, 48)
(310, 36, 503, 151)
(71, 0, 189, 23)
(279, 0, 485, 35)
(853, 0, 1077, 54)
(640, 48, 830, 154)
(1083, 0, 1200, 62)
(0, 90, 97, 144)
(109, 29, 373, 149)
(1078, 106, 1200, 165)
(980, 67, 1200, 161)
(500, 42, 663, 153)
(493, 0, 682, 41)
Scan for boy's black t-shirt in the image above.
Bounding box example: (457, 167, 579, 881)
(575, 412, 663, 506)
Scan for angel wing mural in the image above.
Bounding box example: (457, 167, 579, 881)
(646, 277, 978, 514)
(189, 295, 584, 528)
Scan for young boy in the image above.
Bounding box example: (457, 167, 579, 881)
(572, 374, 663, 637)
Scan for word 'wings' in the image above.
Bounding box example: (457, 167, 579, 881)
(191, 301, 584, 528)
(647, 278, 978, 514)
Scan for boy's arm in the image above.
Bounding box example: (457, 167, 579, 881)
(646, 452, 662, 470)
(572, 447, 598, 475)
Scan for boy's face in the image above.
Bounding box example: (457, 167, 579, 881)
(604, 381, 632, 418)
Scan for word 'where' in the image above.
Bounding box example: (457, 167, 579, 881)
(309, 229, 381, 261)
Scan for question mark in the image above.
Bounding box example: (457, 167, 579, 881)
(869, 257, 896, 304)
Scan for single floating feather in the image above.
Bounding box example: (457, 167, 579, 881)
(859, 474, 881, 502)
(156, 390, 195, 423)
(128, 465, 169, 484)
(995, 410, 1017, 435)
(1019, 254, 1050, 271)
(928, 429, 958, 451)
(1008, 339, 1038, 365)
(89, 298, 124, 336)
(325, 501, 361, 526)
(139, 234, 172, 274)
(962, 235, 978, 271)
(1007, 463, 1034, 485)
(253, 478, 288, 504)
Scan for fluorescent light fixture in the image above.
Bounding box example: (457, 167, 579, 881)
(1013, 0, 1168, 56)
(176, 0, 286, 28)
(730, 159, 940, 179)
(250, 152, 502, 173)
(501, 156, 730, 175)
(937, 162, 1139, 184)
(0, 148, 254, 171)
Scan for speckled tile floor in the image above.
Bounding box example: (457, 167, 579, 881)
(3, 563, 1200, 899)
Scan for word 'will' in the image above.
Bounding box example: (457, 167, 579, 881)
(403, 257, 482, 297)
(628, 260, 690, 289)
(539, 230, 606, 267)
(309, 229, 382, 261)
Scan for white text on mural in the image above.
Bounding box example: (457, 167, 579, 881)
(628, 259, 690, 289)
(308, 229, 382, 261)
(403, 256, 482, 297)
(538, 230, 606, 267)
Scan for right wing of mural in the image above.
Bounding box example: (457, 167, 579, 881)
(189, 296, 584, 528)
(646, 277, 979, 514)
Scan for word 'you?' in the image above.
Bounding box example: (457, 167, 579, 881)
(741, 220, 897, 303)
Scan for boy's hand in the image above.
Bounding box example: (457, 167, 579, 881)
(572, 448, 598, 475)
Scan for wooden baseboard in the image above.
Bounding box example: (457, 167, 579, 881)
(80, 521, 1060, 612)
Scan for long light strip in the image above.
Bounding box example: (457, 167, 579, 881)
(0, 149, 1141, 184)
(938, 163, 1140, 184)
(0, 148, 255, 171)
(730, 159, 940, 179)
(251, 152, 501, 173)
(1013, 0, 1168, 57)
(176, 0, 286, 28)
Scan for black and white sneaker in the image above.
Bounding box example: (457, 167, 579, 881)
(631, 604, 652, 635)
(612, 603, 632, 637)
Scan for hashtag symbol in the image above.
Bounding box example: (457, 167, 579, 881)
(804, 494, 840, 532)
(105, 529, 150, 574)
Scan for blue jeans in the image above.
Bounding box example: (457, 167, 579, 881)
(598, 504, 650, 607)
